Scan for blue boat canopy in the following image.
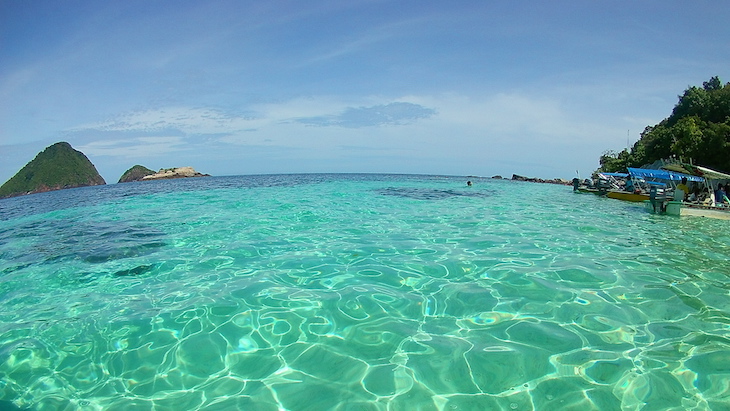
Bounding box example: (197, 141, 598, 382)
(627, 167, 704, 183)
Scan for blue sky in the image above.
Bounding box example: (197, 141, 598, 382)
(2, 0, 729, 184)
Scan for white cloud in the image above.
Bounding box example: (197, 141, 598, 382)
(71, 93, 576, 140)
(295, 102, 436, 128)
(75, 137, 186, 158)
(71, 97, 438, 137)
(251, 96, 353, 120)
(72, 107, 263, 135)
(69, 92, 604, 169)
(0, 67, 38, 101)
(403, 93, 598, 145)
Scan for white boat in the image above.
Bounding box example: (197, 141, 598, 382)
(644, 200, 730, 220)
(640, 163, 730, 220)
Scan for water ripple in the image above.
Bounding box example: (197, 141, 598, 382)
(0, 174, 727, 410)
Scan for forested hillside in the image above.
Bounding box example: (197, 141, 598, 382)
(0, 142, 106, 198)
(599, 76, 730, 173)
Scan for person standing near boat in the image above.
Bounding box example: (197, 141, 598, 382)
(674, 177, 689, 201)
(624, 176, 641, 194)
(715, 184, 730, 205)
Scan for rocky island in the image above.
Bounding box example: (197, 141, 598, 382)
(117, 165, 156, 183)
(118, 166, 210, 183)
(0, 142, 106, 199)
(509, 174, 571, 185)
(0, 142, 212, 199)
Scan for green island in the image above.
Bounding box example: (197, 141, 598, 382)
(599, 76, 730, 174)
(0, 144, 211, 198)
(0, 142, 106, 199)
(118, 165, 156, 183)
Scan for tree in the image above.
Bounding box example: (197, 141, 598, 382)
(703, 76, 722, 91)
(638, 122, 674, 162)
(669, 86, 709, 126)
(598, 76, 730, 174)
(598, 149, 629, 173)
(702, 122, 730, 171)
(671, 116, 705, 159)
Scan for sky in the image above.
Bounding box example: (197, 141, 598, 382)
(2, 0, 730, 184)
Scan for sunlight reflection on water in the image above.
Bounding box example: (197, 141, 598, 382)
(0, 174, 728, 410)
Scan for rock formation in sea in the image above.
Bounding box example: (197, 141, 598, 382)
(0, 142, 106, 199)
(139, 166, 210, 181)
(511, 174, 571, 185)
(117, 165, 156, 183)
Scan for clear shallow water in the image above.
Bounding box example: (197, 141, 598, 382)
(0, 174, 728, 411)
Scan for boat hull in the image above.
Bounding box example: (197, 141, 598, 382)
(643, 200, 730, 220)
(682, 204, 730, 220)
(574, 188, 602, 195)
(606, 191, 649, 202)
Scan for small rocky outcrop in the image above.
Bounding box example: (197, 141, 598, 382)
(0, 142, 106, 199)
(118, 165, 156, 183)
(140, 166, 210, 181)
(511, 174, 571, 185)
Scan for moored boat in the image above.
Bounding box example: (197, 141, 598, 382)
(606, 190, 649, 202)
(644, 200, 730, 220)
(574, 187, 603, 195)
(639, 162, 730, 219)
(682, 204, 730, 220)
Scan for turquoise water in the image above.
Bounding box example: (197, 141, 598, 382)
(0, 174, 728, 410)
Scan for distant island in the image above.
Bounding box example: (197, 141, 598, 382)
(0, 142, 211, 199)
(118, 165, 156, 183)
(118, 165, 210, 183)
(0, 142, 106, 199)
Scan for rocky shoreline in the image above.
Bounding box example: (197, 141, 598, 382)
(490, 174, 572, 186)
(140, 166, 210, 181)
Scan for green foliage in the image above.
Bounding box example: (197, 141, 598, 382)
(118, 165, 156, 183)
(599, 76, 730, 173)
(703, 76, 722, 91)
(599, 149, 629, 173)
(0, 142, 106, 198)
